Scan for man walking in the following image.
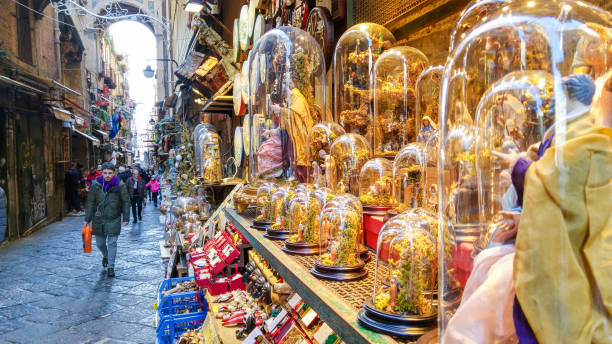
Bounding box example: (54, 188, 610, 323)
(66, 162, 84, 216)
(126, 168, 145, 223)
(84, 163, 129, 277)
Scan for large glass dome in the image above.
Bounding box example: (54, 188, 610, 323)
(359, 158, 394, 207)
(249, 26, 327, 183)
(334, 23, 396, 140)
(448, 0, 513, 53)
(198, 129, 222, 183)
(328, 133, 372, 195)
(372, 47, 429, 156)
(438, 1, 612, 340)
(415, 66, 444, 143)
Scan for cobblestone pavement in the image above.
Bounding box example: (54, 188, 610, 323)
(0, 203, 165, 344)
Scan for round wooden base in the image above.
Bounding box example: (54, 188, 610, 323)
(251, 220, 272, 231)
(282, 241, 321, 255)
(360, 248, 372, 263)
(357, 299, 437, 340)
(264, 228, 289, 240)
(310, 261, 367, 281)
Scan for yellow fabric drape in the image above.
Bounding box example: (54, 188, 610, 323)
(288, 88, 315, 166)
(514, 113, 612, 343)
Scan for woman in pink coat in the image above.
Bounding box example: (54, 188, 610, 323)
(145, 177, 161, 207)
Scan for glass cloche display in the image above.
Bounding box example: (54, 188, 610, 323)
(283, 189, 328, 255)
(372, 47, 429, 156)
(415, 65, 444, 143)
(334, 23, 396, 139)
(249, 26, 327, 183)
(392, 143, 425, 213)
(359, 158, 395, 207)
(264, 186, 291, 240)
(438, 2, 612, 342)
(423, 132, 439, 212)
(306, 122, 346, 185)
(311, 201, 367, 281)
(197, 126, 222, 183)
(253, 182, 278, 230)
(357, 210, 438, 339)
(327, 133, 372, 195)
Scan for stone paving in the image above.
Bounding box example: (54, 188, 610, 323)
(0, 203, 166, 343)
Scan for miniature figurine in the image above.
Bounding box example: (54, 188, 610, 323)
(417, 115, 437, 142)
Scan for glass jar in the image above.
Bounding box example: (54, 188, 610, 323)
(359, 158, 395, 207)
(372, 47, 429, 156)
(311, 203, 367, 281)
(438, 3, 612, 340)
(328, 133, 372, 195)
(254, 182, 277, 228)
(249, 26, 327, 183)
(334, 23, 396, 139)
(392, 143, 425, 213)
(415, 66, 444, 143)
(307, 122, 346, 185)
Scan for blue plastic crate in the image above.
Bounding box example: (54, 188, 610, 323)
(157, 289, 207, 319)
(156, 313, 207, 344)
(157, 276, 196, 303)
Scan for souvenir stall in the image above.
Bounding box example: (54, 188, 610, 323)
(154, 0, 612, 343)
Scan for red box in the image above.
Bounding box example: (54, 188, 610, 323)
(364, 213, 386, 250)
(207, 277, 229, 296)
(194, 265, 212, 287)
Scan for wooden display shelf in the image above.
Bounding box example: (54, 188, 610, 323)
(225, 209, 397, 344)
(205, 291, 243, 344)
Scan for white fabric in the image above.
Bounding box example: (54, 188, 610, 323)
(443, 244, 518, 344)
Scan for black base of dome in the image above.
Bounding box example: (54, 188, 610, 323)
(282, 241, 322, 255)
(251, 220, 272, 231)
(310, 261, 367, 281)
(360, 248, 372, 263)
(263, 228, 289, 240)
(357, 299, 437, 340)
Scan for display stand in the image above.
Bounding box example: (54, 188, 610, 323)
(263, 228, 290, 240)
(282, 241, 322, 256)
(225, 208, 397, 344)
(357, 299, 436, 340)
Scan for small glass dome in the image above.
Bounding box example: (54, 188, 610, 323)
(423, 132, 439, 212)
(172, 197, 198, 216)
(197, 128, 222, 183)
(372, 212, 436, 317)
(392, 143, 425, 212)
(334, 23, 396, 139)
(372, 47, 429, 156)
(249, 26, 327, 183)
(307, 122, 346, 185)
(438, 2, 612, 339)
(328, 133, 372, 195)
(415, 66, 444, 143)
(254, 182, 278, 226)
(284, 190, 326, 255)
(359, 158, 394, 207)
(311, 202, 367, 281)
(268, 186, 290, 231)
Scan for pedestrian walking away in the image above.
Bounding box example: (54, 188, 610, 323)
(66, 162, 84, 216)
(84, 162, 130, 277)
(146, 176, 160, 207)
(127, 168, 146, 223)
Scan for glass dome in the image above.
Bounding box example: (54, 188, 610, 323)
(423, 132, 440, 212)
(283, 190, 326, 255)
(373, 47, 429, 156)
(392, 143, 425, 213)
(193, 122, 216, 172)
(334, 23, 396, 139)
(415, 66, 444, 143)
(197, 128, 222, 183)
(328, 133, 372, 195)
(307, 122, 346, 185)
(264, 186, 291, 240)
(254, 182, 278, 229)
(359, 158, 394, 207)
(249, 26, 327, 183)
(311, 202, 367, 281)
(448, 0, 513, 53)
(438, 2, 612, 340)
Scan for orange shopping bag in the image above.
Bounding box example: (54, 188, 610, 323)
(82, 223, 92, 253)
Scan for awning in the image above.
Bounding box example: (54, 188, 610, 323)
(94, 129, 109, 138)
(51, 107, 74, 122)
(73, 129, 100, 146)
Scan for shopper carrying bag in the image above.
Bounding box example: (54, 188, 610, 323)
(84, 163, 130, 277)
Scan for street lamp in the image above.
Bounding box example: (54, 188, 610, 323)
(143, 65, 155, 78)
(185, 0, 204, 13)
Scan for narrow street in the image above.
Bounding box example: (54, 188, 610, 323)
(0, 203, 164, 344)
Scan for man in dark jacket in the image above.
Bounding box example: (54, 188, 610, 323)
(84, 163, 130, 277)
(0, 186, 6, 244)
(126, 168, 146, 223)
(66, 162, 83, 215)
(117, 166, 131, 183)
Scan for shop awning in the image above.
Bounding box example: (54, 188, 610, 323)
(51, 107, 74, 122)
(95, 129, 109, 138)
(73, 129, 100, 146)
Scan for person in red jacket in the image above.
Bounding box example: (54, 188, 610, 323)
(86, 166, 101, 187)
